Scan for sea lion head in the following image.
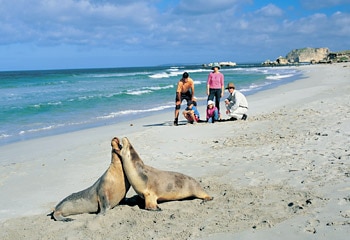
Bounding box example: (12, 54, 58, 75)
(120, 137, 130, 159)
(111, 137, 122, 154)
(120, 137, 141, 163)
(121, 137, 129, 148)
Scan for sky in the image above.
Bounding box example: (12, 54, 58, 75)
(0, 0, 349, 71)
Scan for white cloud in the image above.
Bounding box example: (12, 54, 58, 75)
(330, 11, 350, 37)
(255, 4, 283, 17)
(174, 0, 244, 14)
(0, 0, 349, 69)
(301, 0, 350, 10)
(0, 0, 158, 46)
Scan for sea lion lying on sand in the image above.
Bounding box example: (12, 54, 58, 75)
(119, 137, 213, 211)
(50, 137, 130, 221)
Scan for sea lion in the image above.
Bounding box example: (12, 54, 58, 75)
(50, 137, 130, 221)
(119, 137, 213, 211)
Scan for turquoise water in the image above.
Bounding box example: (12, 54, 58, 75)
(0, 64, 303, 145)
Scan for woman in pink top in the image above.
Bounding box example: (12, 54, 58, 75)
(207, 63, 224, 116)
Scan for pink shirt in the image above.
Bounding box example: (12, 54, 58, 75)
(206, 106, 218, 120)
(207, 72, 224, 89)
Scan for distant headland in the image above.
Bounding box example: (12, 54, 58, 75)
(262, 47, 350, 66)
(202, 48, 349, 68)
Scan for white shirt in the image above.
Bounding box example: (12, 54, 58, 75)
(226, 90, 248, 111)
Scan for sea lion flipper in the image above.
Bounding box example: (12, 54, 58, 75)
(51, 210, 75, 222)
(145, 203, 162, 211)
(98, 196, 111, 215)
(144, 194, 161, 211)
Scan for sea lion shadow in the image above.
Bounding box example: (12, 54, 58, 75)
(120, 195, 145, 209)
(120, 195, 200, 210)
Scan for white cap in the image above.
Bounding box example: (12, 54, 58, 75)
(207, 100, 215, 106)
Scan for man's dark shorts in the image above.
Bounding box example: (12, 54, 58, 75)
(175, 91, 192, 110)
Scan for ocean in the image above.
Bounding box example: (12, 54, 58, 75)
(0, 64, 303, 146)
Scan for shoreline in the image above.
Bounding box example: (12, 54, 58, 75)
(0, 63, 349, 239)
(0, 65, 302, 147)
(0, 67, 303, 153)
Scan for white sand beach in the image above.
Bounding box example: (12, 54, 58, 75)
(0, 63, 349, 239)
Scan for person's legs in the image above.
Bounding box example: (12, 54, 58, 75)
(174, 95, 182, 125)
(188, 113, 195, 124)
(207, 89, 215, 101)
(207, 109, 220, 123)
(194, 115, 199, 122)
(213, 108, 219, 121)
(228, 107, 248, 120)
(175, 108, 180, 119)
(214, 89, 221, 113)
(183, 111, 194, 123)
(174, 93, 192, 125)
(182, 111, 188, 121)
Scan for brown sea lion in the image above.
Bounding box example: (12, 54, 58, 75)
(50, 137, 130, 221)
(119, 137, 213, 211)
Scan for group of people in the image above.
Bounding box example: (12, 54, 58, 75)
(173, 64, 248, 126)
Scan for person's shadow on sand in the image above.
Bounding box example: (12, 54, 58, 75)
(143, 120, 208, 127)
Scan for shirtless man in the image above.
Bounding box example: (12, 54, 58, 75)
(174, 72, 195, 126)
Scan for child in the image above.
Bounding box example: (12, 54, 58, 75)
(206, 100, 219, 123)
(182, 101, 200, 124)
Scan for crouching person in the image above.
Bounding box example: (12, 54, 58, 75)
(183, 101, 200, 124)
(206, 100, 219, 123)
(224, 82, 248, 121)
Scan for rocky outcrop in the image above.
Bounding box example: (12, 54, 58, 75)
(261, 47, 340, 66)
(219, 61, 237, 67)
(276, 56, 288, 65)
(262, 56, 289, 66)
(327, 50, 350, 63)
(286, 47, 329, 63)
(203, 61, 236, 68)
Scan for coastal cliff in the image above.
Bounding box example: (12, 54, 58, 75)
(262, 47, 350, 66)
(286, 47, 329, 63)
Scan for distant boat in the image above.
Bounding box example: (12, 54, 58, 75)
(203, 61, 236, 68)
